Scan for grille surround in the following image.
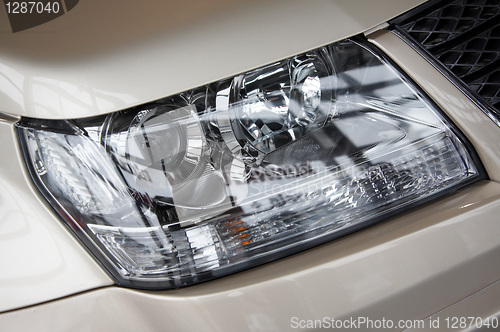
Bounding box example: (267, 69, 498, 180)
(393, 0, 500, 120)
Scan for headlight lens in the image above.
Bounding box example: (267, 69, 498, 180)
(17, 38, 482, 289)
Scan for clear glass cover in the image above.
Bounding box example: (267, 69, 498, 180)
(18, 38, 482, 289)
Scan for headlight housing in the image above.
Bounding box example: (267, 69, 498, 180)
(17, 38, 483, 289)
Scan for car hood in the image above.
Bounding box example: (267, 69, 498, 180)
(0, 0, 425, 119)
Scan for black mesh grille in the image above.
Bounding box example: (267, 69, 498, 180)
(394, 0, 500, 117)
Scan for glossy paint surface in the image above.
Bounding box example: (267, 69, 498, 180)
(2, 2, 500, 331)
(0, 0, 424, 119)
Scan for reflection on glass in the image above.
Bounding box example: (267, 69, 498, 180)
(18, 39, 480, 288)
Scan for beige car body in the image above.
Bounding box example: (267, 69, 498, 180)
(1, 0, 500, 331)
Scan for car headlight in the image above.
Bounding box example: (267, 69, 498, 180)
(17, 37, 483, 289)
